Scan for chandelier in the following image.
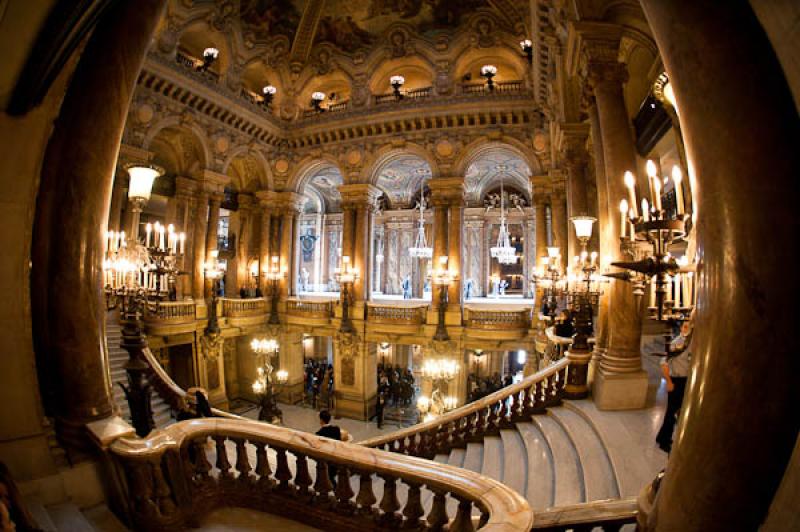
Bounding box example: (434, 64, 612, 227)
(417, 358, 459, 422)
(490, 179, 518, 264)
(408, 194, 432, 258)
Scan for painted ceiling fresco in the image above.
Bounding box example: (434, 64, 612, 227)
(313, 0, 489, 53)
(241, 0, 304, 43)
(375, 155, 432, 208)
(465, 148, 531, 202)
(304, 166, 343, 212)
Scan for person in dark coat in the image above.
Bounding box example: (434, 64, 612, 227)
(315, 410, 341, 486)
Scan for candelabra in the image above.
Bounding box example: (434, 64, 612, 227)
(203, 249, 226, 342)
(263, 255, 284, 324)
(417, 358, 459, 422)
(198, 47, 218, 72)
(262, 84, 276, 107)
(390, 75, 405, 100)
(481, 64, 497, 91)
(532, 246, 565, 317)
(408, 194, 432, 258)
(611, 162, 694, 322)
(431, 256, 456, 342)
(311, 91, 326, 113)
(251, 337, 287, 423)
(489, 178, 519, 265)
(520, 39, 533, 65)
(334, 255, 359, 334)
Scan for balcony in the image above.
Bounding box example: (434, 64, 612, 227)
(143, 300, 197, 335)
(373, 86, 433, 105)
(221, 297, 267, 327)
(366, 301, 428, 334)
(286, 297, 336, 327)
(464, 304, 532, 340)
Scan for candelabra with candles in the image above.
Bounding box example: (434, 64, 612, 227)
(610, 161, 694, 322)
(263, 256, 284, 324)
(481, 64, 497, 91)
(390, 75, 405, 100)
(416, 359, 459, 422)
(532, 246, 566, 317)
(431, 256, 456, 342)
(334, 256, 359, 334)
(250, 337, 287, 423)
(203, 250, 226, 344)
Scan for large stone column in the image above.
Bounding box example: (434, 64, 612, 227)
(29, 0, 167, 449)
(549, 186, 569, 270)
(533, 193, 549, 266)
(430, 197, 448, 307)
(204, 193, 222, 297)
(636, 1, 800, 530)
(256, 192, 273, 295)
(429, 177, 464, 307)
(338, 184, 381, 303)
(235, 195, 253, 293)
(275, 194, 303, 298)
(575, 23, 647, 409)
(560, 123, 591, 261)
(191, 191, 209, 300)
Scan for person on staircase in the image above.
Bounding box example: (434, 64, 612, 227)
(656, 317, 694, 453)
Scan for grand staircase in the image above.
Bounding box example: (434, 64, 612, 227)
(106, 311, 173, 427)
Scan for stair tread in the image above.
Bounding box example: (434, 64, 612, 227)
(447, 448, 466, 469)
(461, 442, 484, 473)
(533, 414, 583, 506)
(480, 436, 503, 484)
(516, 422, 555, 509)
(82, 504, 129, 532)
(549, 408, 619, 501)
(23, 497, 58, 532)
(46, 503, 97, 532)
(500, 429, 527, 500)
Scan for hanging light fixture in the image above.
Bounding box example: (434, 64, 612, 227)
(490, 178, 518, 264)
(408, 193, 432, 258)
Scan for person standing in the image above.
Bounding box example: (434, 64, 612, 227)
(656, 319, 693, 453)
(315, 410, 341, 486)
(374, 390, 386, 429)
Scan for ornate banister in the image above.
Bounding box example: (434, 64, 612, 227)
(144, 300, 196, 324)
(221, 297, 267, 318)
(531, 497, 638, 530)
(359, 358, 569, 456)
(366, 303, 428, 325)
(286, 298, 335, 318)
(109, 418, 533, 531)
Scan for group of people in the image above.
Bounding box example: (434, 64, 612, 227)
(374, 364, 416, 428)
(303, 359, 334, 410)
(467, 373, 514, 403)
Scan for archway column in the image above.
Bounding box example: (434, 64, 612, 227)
(338, 184, 381, 304)
(549, 183, 569, 271)
(204, 191, 224, 298)
(572, 23, 647, 410)
(559, 122, 592, 261)
(429, 177, 465, 308)
(637, 1, 800, 529)
(274, 192, 304, 298)
(255, 191, 275, 295)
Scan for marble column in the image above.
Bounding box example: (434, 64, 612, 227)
(580, 28, 647, 409)
(353, 204, 371, 301)
(549, 189, 568, 271)
(235, 195, 253, 293)
(108, 173, 126, 232)
(448, 200, 464, 305)
(431, 198, 448, 308)
(174, 177, 196, 298)
(257, 201, 272, 295)
(29, 0, 167, 448)
(279, 208, 296, 297)
(533, 196, 549, 267)
(204, 194, 222, 298)
(637, 1, 800, 530)
(561, 124, 591, 261)
(191, 191, 209, 300)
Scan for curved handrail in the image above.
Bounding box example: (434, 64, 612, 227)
(110, 418, 533, 531)
(359, 358, 569, 453)
(140, 347, 241, 420)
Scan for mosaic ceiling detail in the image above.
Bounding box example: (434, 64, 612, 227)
(465, 148, 531, 202)
(375, 155, 432, 208)
(304, 166, 343, 212)
(241, 0, 304, 43)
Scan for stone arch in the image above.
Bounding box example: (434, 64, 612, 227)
(143, 117, 211, 174)
(452, 46, 528, 85)
(366, 147, 437, 209)
(176, 19, 234, 77)
(223, 147, 273, 193)
(366, 55, 437, 95)
(289, 158, 345, 214)
(455, 140, 538, 206)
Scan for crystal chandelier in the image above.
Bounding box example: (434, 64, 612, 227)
(408, 194, 432, 258)
(490, 179, 518, 264)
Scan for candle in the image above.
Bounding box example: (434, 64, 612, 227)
(624, 171, 638, 217)
(675, 273, 682, 307)
(159, 227, 165, 250)
(645, 160, 658, 209)
(682, 273, 690, 308)
(628, 209, 635, 241)
(590, 252, 597, 266)
(145, 223, 152, 247)
(672, 166, 685, 215)
(641, 199, 650, 222)
(179, 233, 186, 255)
(619, 199, 628, 238)
(652, 177, 662, 213)
(687, 272, 694, 305)
(650, 278, 656, 308)
(120, 232, 126, 248)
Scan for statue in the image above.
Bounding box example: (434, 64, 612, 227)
(401, 276, 411, 299)
(301, 267, 310, 292)
(464, 278, 474, 300)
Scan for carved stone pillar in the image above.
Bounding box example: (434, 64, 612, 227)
(578, 24, 647, 409)
(637, 1, 800, 529)
(204, 193, 223, 298)
(429, 177, 464, 308)
(549, 188, 568, 271)
(339, 184, 381, 303)
(561, 123, 591, 261)
(278, 201, 300, 298)
(235, 195, 253, 293)
(29, 0, 167, 450)
(533, 195, 549, 267)
(108, 172, 126, 232)
(191, 191, 209, 300)
(256, 192, 273, 295)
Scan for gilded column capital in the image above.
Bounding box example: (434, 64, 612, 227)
(175, 176, 199, 200)
(274, 191, 306, 215)
(428, 176, 465, 207)
(237, 193, 255, 212)
(338, 183, 382, 210)
(200, 169, 230, 195)
(255, 189, 279, 211)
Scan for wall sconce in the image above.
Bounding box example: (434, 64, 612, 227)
(262, 85, 276, 107)
(311, 91, 326, 112)
(390, 75, 405, 100)
(480, 65, 497, 91)
(520, 39, 533, 65)
(198, 47, 219, 72)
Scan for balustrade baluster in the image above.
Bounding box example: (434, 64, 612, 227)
(254, 442, 274, 489)
(478, 504, 490, 528)
(150, 459, 177, 516)
(335, 466, 356, 514)
(355, 471, 377, 515)
(274, 448, 292, 491)
(313, 459, 334, 504)
(213, 435, 232, 480)
(378, 475, 402, 525)
(406, 434, 418, 456)
(397, 436, 407, 454)
(191, 438, 213, 483)
(450, 498, 475, 532)
(129, 461, 159, 519)
(233, 438, 252, 484)
(427, 490, 449, 531)
(402, 481, 425, 529)
(294, 453, 313, 498)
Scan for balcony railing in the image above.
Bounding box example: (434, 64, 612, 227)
(373, 86, 433, 105)
(175, 50, 220, 83)
(302, 100, 350, 118)
(221, 297, 267, 318)
(460, 80, 525, 95)
(366, 303, 428, 325)
(109, 417, 533, 531)
(286, 299, 334, 319)
(144, 300, 196, 325)
(464, 307, 532, 330)
(217, 234, 236, 253)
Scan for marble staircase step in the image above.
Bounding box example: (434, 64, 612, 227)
(461, 442, 484, 473)
(448, 448, 466, 468)
(24, 497, 58, 532)
(480, 436, 504, 484)
(516, 422, 554, 509)
(47, 502, 98, 532)
(549, 407, 620, 502)
(532, 414, 583, 506)
(500, 429, 527, 498)
(82, 504, 129, 532)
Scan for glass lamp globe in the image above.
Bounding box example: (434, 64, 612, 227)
(571, 216, 597, 240)
(126, 165, 162, 201)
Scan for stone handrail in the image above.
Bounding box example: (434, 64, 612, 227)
(359, 358, 569, 457)
(144, 300, 196, 324)
(531, 497, 638, 530)
(366, 303, 428, 325)
(221, 297, 267, 318)
(465, 307, 531, 330)
(286, 298, 334, 318)
(140, 347, 241, 421)
(374, 86, 433, 105)
(460, 80, 525, 95)
(109, 417, 533, 531)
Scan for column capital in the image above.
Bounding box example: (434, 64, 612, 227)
(200, 169, 230, 195)
(567, 21, 628, 88)
(237, 193, 255, 211)
(274, 191, 306, 214)
(117, 144, 154, 167)
(428, 176, 465, 206)
(557, 122, 592, 169)
(255, 189, 279, 210)
(338, 183, 382, 209)
(175, 176, 199, 199)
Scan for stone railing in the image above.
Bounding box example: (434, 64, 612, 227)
(144, 301, 196, 325)
(373, 86, 433, 105)
(221, 297, 267, 318)
(108, 418, 533, 531)
(531, 498, 638, 531)
(464, 307, 532, 330)
(286, 298, 335, 319)
(366, 303, 428, 325)
(460, 80, 525, 95)
(359, 358, 568, 457)
(544, 327, 574, 363)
